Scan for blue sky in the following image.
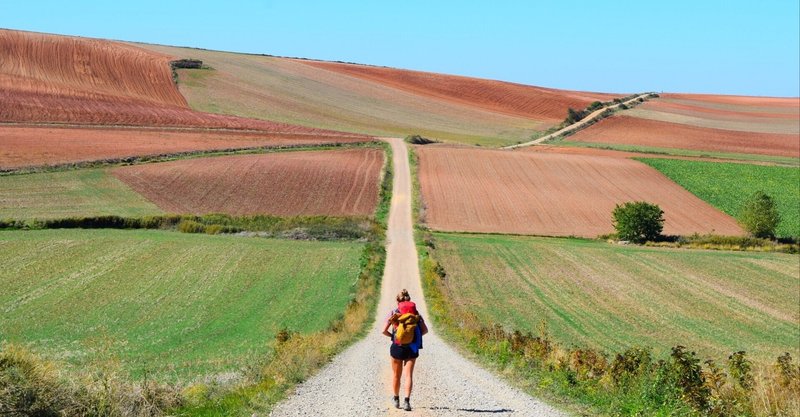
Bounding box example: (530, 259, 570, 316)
(3, 1, 798, 96)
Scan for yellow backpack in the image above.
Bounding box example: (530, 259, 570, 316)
(393, 313, 420, 345)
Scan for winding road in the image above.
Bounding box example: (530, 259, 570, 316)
(270, 138, 563, 416)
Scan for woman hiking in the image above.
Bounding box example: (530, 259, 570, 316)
(382, 289, 428, 411)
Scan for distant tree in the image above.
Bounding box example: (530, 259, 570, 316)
(612, 201, 664, 243)
(565, 107, 587, 124)
(739, 191, 781, 238)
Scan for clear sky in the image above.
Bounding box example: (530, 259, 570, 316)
(3, 1, 799, 97)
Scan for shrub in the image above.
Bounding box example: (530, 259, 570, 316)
(565, 107, 587, 124)
(177, 220, 206, 234)
(404, 134, 437, 145)
(587, 101, 604, 111)
(739, 191, 781, 239)
(612, 201, 665, 243)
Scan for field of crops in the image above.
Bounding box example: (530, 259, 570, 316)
(640, 158, 800, 238)
(0, 168, 162, 220)
(432, 232, 799, 363)
(0, 229, 364, 379)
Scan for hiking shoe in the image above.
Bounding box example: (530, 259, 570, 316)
(393, 396, 400, 409)
(403, 398, 411, 411)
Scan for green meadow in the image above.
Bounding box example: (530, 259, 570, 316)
(432, 232, 799, 363)
(0, 229, 364, 379)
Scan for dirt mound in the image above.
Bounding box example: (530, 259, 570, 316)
(568, 115, 799, 157)
(301, 59, 617, 121)
(112, 149, 383, 216)
(416, 146, 743, 237)
(0, 125, 371, 170)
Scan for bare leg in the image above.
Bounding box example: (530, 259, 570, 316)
(403, 358, 417, 398)
(391, 358, 403, 396)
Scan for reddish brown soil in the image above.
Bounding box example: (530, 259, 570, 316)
(416, 146, 743, 237)
(112, 149, 383, 216)
(568, 115, 799, 157)
(300, 60, 618, 121)
(646, 99, 798, 120)
(0, 125, 371, 170)
(663, 93, 800, 109)
(0, 29, 368, 136)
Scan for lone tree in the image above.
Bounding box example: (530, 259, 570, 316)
(612, 201, 664, 243)
(739, 191, 781, 239)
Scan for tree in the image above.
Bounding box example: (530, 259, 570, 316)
(612, 201, 664, 243)
(739, 191, 780, 238)
(565, 107, 587, 124)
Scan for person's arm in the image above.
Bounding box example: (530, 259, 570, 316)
(420, 318, 429, 336)
(382, 320, 393, 338)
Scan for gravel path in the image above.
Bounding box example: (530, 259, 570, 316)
(271, 138, 564, 416)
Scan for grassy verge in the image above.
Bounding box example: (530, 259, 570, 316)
(557, 141, 800, 166)
(638, 158, 800, 238)
(420, 232, 799, 416)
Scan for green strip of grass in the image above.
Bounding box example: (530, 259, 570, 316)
(0, 168, 163, 220)
(559, 141, 800, 166)
(431, 232, 799, 363)
(0, 228, 364, 380)
(638, 158, 800, 238)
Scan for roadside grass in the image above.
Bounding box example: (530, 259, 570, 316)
(639, 158, 800, 238)
(421, 232, 800, 416)
(0, 228, 364, 380)
(430, 232, 799, 363)
(557, 140, 800, 166)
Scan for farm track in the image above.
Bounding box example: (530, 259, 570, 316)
(271, 138, 562, 416)
(503, 93, 651, 149)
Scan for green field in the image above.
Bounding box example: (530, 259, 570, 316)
(0, 169, 162, 220)
(432, 232, 799, 363)
(639, 158, 800, 238)
(0, 229, 363, 379)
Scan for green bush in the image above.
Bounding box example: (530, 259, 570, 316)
(612, 201, 664, 243)
(404, 134, 437, 145)
(739, 191, 781, 239)
(565, 107, 588, 124)
(177, 220, 206, 234)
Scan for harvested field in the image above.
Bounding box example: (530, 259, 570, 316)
(416, 146, 743, 237)
(0, 228, 363, 378)
(432, 232, 800, 363)
(138, 43, 621, 146)
(0, 29, 368, 136)
(300, 59, 616, 120)
(0, 125, 372, 170)
(567, 115, 799, 157)
(113, 148, 383, 216)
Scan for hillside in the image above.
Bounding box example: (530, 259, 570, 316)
(138, 43, 619, 146)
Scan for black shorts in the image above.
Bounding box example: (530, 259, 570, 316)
(390, 343, 419, 360)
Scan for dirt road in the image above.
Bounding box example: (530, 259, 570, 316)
(271, 138, 562, 416)
(503, 93, 652, 149)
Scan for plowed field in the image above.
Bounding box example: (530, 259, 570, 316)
(416, 146, 743, 237)
(300, 60, 616, 120)
(0, 125, 371, 170)
(567, 115, 799, 157)
(0, 29, 369, 136)
(138, 43, 621, 146)
(113, 149, 383, 216)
